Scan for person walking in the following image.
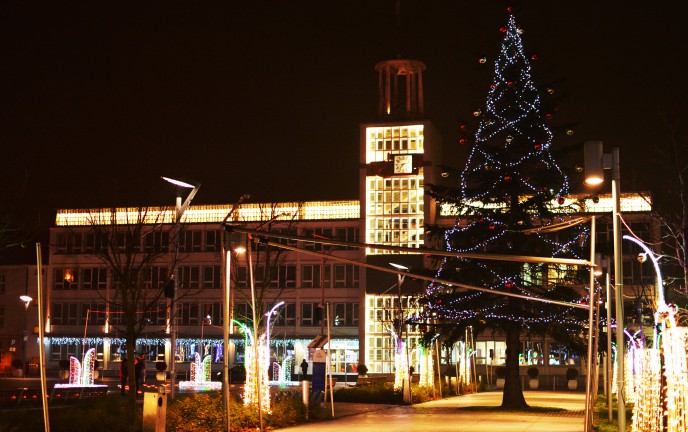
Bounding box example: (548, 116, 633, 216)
(134, 356, 142, 393)
(300, 359, 308, 380)
(119, 358, 128, 396)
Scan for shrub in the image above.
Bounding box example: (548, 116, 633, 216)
(566, 367, 579, 381)
(334, 382, 397, 404)
(166, 390, 312, 432)
(155, 361, 167, 372)
(527, 367, 539, 379)
(495, 366, 506, 379)
(11, 359, 23, 370)
(357, 364, 368, 376)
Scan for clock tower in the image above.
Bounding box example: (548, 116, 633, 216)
(359, 59, 442, 255)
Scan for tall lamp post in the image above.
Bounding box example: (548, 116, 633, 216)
(584, 141, 624, 431)
(220, 195, 249, 432)
(390, 263, 411, 402)
(162, 176, 200, 400)
(19, 295, 33, 376)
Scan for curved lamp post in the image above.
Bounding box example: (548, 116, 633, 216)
(162, 176, 200, 399)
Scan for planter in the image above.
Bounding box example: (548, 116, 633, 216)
(496, 378, 505, 389)
(94, 370, 100, 380)
(567, 379, 578, 390)
(157, 371, 167, 382)
(529, 378, 539, 389)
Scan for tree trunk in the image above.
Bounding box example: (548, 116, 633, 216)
(501, 323, 528, 409)
(127, 333, 138, 403)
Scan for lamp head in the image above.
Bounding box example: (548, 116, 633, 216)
(583, 141, 605, 186)
(161, 176, 197, 189)
(390, 263, 409, 271)
(19, 295, 33, 308)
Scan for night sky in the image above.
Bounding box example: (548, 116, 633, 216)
(1, 1, 686, 233)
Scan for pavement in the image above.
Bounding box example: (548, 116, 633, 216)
(2, 377, 586, 431)
(276, 390, 586, 432)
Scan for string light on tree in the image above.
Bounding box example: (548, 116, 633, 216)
(420, 12, 589, 410)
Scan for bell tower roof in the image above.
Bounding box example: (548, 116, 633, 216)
(374, 59, 426, 121)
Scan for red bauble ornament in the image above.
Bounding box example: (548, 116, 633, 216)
(460, 124, 467, 130)
(531, 54, 539, 60)
(507, 6, 512, 12)
(545, 113, 553, 119)
(534, 144, 542, 150)
(490, 84, 496, 89)
(459, 138, 467, 144)
(507, 81, 514, 86)
(500, 27, 507, 33)
(489, 225, 496, 230)
(504, 175, 512, 181)
(558, 196, 566, 205)
(505, 282, 513, 289)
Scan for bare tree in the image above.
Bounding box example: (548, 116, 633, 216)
(230, 203, 302, 332)
(651, 109, 688, 303)
(85, 206, 175, 402)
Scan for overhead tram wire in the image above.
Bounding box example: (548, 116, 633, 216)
(224, 226, 591, 311)
(228, 226, 593, 267)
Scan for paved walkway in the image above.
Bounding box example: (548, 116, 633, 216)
(277, 390, 586, 432)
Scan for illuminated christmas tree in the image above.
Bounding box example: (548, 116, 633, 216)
(423, 13, 588, 409)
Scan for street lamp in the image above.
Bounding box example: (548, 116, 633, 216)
(19, 295, 33, 377)
(584, 141, 625, 431)
(162, 176, 200, 400)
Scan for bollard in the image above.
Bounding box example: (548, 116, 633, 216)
(142, 386, 167, 432)
(301, 380, 309, 419)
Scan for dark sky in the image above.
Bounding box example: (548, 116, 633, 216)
(1, 1, 687, 232)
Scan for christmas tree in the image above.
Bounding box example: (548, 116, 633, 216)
(423, 13, 589, 409)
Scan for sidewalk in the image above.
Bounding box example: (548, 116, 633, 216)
(278, 390, 586, 432)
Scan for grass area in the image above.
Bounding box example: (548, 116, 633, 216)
(0, 395, 141, 432)
(593, 394, 632, 432)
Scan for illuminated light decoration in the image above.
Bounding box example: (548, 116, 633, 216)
(417, 346, 434, 388)
(243, 333, 271, 413)
(179, 353, 221, 391)
(54, 348, 108, 390)
(387, 328, 409, 391)
(422, 13, 592, 368)
(473, 110, 481, 117)
(271, 356, 295, 385)
(630, 348, 662, 432)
